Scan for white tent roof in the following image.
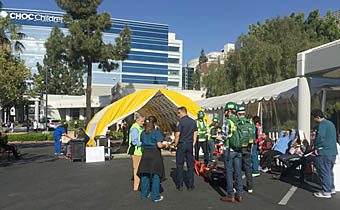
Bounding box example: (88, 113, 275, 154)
(196, 77, 340, 110)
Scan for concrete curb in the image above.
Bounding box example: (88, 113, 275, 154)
(112, 151, 176, 159)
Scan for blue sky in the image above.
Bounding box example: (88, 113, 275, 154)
(3, 0, 340, 65)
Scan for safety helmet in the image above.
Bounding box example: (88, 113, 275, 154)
(224, 102, 237, 111)
(212, 117, 219, 123)
(197, 110, 205, 119)
(237, 104, 246, 114)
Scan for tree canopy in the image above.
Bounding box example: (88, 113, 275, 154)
(0, 2, 25, 53)
(33, 25, 85, 96)
(55, 0, 131, 122)
(202, 9, 340, 97)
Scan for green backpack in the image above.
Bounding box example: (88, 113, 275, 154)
(229, 119, 254, 149)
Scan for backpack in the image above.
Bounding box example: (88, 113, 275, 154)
(229, 119, 254, 150)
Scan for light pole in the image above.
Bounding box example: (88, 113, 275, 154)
(45, 65, 48, 132)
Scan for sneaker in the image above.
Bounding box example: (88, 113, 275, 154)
(247, 189, 253, 194)
(331, 189, 336, 195)
(261, 167, 269, 173)
(153, 196, 164, 202)
(314, 191, 331, 198)
(272, 174, 281, 180)
(176, 186, 183, 191)
(252, 173, 260, 177)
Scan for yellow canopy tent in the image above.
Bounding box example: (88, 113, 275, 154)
(86, 88, 210, 146)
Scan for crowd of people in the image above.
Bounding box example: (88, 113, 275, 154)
(125, 102, 339, 202)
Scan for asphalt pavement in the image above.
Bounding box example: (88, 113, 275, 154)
(0, 143, 339, 210)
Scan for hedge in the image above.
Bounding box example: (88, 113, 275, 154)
(106, 131, 123, 139)
(7, 133, 54, 142)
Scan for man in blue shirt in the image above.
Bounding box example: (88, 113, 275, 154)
(260, 129, 295, 172)
(312, 109, 338, 198)
(53, 122, 72, 155)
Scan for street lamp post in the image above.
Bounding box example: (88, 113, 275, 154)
(45, 66, 48, 132)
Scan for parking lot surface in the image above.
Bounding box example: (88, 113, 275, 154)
(1, 143, 339, 210)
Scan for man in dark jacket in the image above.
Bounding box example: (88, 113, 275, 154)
(174, 106, 198, 191)
(311, 109, 338, 198)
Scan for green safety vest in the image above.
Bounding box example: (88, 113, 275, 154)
(208, 125, 215, 141)
(127, 122, 143, 156)
(224, 115, 237, 146)
(196, 119, 207, 139)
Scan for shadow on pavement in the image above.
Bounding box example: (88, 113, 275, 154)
(0, 143, 59, 167)
(170, 167, 191, 188)
(15, 143, 54, 149)
(269, 170, 322, 193)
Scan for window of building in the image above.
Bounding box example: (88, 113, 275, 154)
(168, 58, 179, 64)
(168, 70, 179, 75)
(71, 109, 80, 120)
(168, 81, 179, 87)
(168, 46, 180, 52)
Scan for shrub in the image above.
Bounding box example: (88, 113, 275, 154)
(7, 133, 52, 142)
(106, 130, 123, 139)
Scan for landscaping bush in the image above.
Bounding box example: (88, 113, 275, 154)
(7, 133, 53, 142)
(106, 130, 123, 139)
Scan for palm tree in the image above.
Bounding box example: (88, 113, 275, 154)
(0, 2, 25, 53)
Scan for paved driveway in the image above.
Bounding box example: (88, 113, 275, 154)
(0, 143, 339, 210)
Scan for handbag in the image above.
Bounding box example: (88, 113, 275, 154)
(128, 144, 135, 155)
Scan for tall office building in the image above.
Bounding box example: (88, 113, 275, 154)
(182, 67, 194, 90)
(3, 8, 182, 95)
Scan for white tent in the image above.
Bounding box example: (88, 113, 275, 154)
(196, 77, 340, 111)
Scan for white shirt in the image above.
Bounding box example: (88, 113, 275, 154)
(33, 121, 38, 129)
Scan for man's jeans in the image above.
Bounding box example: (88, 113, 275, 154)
(251, 144, 259, 174)
(242, 148, 253, 190)
(195, 141, 209, 164)
(224, 149, 243, 197)
(315, 155, 336, 195)
(208, 140, 215, 161)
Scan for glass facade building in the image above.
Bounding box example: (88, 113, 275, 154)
(3, 8, 182, 92)
(182, 67, 194, 90)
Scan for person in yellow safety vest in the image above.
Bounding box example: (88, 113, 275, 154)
(195, 110, 209, 164)
(127, 113, 145, 191)
(208, 117, 219, 162)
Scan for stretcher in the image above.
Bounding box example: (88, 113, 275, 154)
(194, 142, 226, 182)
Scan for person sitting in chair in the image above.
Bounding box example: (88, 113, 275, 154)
(0, 132, 20, 160)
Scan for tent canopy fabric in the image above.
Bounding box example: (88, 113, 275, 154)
(86, 88, 209, 146)
(196, 77, 340, 111)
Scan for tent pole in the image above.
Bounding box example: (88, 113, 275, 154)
(321, 88, 327, 113)
(260, 101, 263, 133)
(297, 77, 311, 142)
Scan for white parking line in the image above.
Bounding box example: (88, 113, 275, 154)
(278, 186, 298, 205)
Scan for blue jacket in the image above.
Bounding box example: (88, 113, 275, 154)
(273, 130, 296, 154)
(314, 120, 338, 156)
